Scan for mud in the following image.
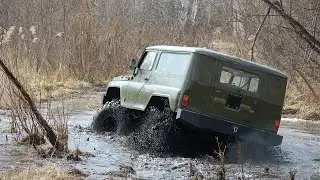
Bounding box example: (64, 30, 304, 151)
(126, 107, 179, 156)
(97, 105, 223, 157)
(0, 91, 320, 179)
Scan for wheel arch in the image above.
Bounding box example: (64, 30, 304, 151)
(103, 87, 120, 104)
(146, 96, 168, 111)
(146, 93, 178, 112)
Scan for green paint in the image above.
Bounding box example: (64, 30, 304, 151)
(108, 46, 287, 133)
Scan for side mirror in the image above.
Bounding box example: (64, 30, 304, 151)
(129, 59, 137, 71)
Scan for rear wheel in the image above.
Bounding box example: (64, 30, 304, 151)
(130, 106, 219, 156)
(128, 105, 179, 154)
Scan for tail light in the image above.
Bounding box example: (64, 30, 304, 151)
(274, 120, 280, 134)
(182, 95, 189, 108)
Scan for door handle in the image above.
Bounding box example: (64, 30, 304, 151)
(144, 78, 149, 81)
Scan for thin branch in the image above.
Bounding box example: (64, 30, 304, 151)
(250, 7, 271, 61)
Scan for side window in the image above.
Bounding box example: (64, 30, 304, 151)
(219, 66, 260, 93)
(156, 52, 191, 76)
(140, 51, 157, 71)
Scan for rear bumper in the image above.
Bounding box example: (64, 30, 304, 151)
(176, 108, 283, 146)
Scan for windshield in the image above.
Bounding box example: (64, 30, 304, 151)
(220, 66, 259, 93)
(156, 52, 191, 76)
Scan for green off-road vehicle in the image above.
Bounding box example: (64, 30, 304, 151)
(92, 46, 287, 146)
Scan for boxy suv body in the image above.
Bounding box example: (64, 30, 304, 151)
(99, 45, 287, 146)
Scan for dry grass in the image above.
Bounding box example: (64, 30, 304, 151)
(0, 1, 318, 125)
(0, 164, 83, 180)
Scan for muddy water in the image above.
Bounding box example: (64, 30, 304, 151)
(0, 110, 40, 173)
(66, 112, 320, 179)
(1, 92, 320, 179)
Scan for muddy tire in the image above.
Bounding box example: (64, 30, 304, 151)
(92, 100, 120, 133)
(92, 100, 137, 134)
(128, 106, 230, 156)
(128, 106, 179, 155)
(114, 108, 138, 135)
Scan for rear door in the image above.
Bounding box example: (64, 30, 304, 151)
(123, 51, 157, 109)
(208, 63, 260, 127)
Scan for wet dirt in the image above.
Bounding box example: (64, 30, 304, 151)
(0, 91, 320, 179)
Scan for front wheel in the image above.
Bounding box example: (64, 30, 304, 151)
(91, 100, 120, 133)
(92, 100, 138, 134)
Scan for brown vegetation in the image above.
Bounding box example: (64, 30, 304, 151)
(3, 2, 319, 178)
(0, 2, 319, 176)
(0, 164, 85, 180)
(0, 0, 319, 119)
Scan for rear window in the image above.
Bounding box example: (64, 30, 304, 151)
(191, 54, 215, 85)
(220, 66, 259, 93)
(156, 52, 191, 76)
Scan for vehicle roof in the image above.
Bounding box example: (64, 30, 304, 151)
(146, 45, 287, 78)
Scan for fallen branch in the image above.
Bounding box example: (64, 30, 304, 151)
(0, 58, 64, 151)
